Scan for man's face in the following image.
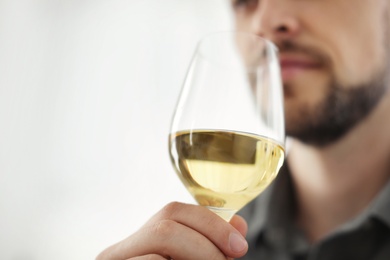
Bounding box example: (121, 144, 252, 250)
(232, 0, 389, 146)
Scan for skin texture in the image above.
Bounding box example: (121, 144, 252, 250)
(232, 0, 389, 145)
(96, 203, 248, 260)
(230, 0, 390, 242)
(98, 0, 390, 258)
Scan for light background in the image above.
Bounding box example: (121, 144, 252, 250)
(0, 1, 232, 259)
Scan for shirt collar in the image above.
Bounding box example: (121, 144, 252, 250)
(368, 177, 390, 228)
(239, 162, 390, 247)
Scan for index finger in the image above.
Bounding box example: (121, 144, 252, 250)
(148, 202, 248, 258)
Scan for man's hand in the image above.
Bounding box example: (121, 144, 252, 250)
(96, 202, 248, 260)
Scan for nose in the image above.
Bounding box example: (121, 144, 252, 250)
(251, 0, 300, 42)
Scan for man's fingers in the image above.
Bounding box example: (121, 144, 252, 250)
(100, 219, 228, 260)
(97, 202, 248, 260)
(147, 202, 248, 258)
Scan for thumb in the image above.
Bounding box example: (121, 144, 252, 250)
(229, 215, 248, 238)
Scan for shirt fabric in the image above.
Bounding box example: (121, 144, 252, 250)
(237, 164, 390, 260)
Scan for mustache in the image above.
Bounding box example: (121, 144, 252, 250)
(275, 40, 331, 65)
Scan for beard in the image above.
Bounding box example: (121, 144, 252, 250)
(279, 42, 390, 147)
(286, 76, 388, 147)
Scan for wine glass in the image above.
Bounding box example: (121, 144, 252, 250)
(169, 31, 285, 221)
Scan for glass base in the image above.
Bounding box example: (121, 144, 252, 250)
(206, 206, 237, 221)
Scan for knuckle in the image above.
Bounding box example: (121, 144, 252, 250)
(151, 219, 176, 238)
(159, 201, 182, 219)
(95, 246, 115, 260)
(95, 252, 110, 260)
(147, 220, 176, 257)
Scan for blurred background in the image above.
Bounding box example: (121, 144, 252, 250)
(0, 1, 232, 259)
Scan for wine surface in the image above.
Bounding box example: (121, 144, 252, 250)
(169, 130, 284, 218)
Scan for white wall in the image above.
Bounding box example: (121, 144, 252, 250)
(0, 1, 232, 259)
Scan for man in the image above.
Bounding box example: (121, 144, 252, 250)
(97, 0, 390, 259)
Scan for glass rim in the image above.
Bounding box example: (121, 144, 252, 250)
(197, 30, 278, 50)
(194, 30, 279, 72)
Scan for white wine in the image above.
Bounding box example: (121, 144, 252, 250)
(169, 129, 285, 220)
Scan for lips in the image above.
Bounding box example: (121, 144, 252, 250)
(279, 55, 323, 81)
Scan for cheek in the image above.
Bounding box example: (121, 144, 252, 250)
(331, 36, 386, 87)
(299, 0, 387, 86)
(314, 10, 387, 86)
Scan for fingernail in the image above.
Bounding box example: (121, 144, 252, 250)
(229, 232, 247, 253)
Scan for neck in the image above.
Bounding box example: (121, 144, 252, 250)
(288, 93, 390, 243)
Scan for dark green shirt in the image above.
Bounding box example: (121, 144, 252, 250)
(238, 164, 390, 260)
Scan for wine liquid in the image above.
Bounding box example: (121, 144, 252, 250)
(169, 130, 284, 217)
